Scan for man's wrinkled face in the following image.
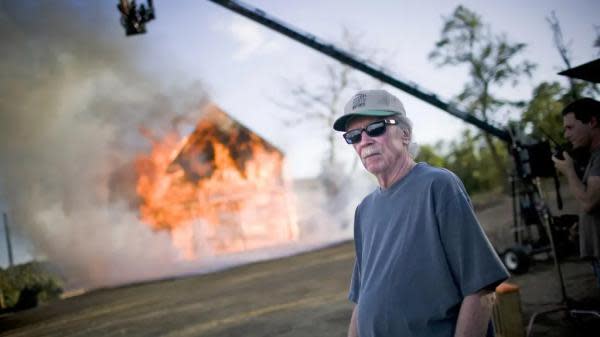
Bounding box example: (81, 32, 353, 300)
(563, 112, 594, 149)
(346, 116, 409, 175)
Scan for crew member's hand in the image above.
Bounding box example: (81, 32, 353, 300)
(552, 151, 575, 176)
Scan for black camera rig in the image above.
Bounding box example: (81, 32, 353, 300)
(503, 128, 583, 273)
(117, 0, 155, 36)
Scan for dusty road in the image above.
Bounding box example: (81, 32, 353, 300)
(1, 241, 599, 337)
(0, 242, 355, 337)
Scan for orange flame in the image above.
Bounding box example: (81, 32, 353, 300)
(135, 104, 298, 259)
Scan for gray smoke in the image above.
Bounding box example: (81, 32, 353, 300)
(0, 1, 209, 288)
(0, 1, 374, 290)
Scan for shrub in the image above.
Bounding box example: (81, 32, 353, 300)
(0, 261, 63, 310)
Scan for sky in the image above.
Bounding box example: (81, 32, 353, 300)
(0, 0, 598, 279)
(3, 0, 597, 179)
(137, 0, 598, 177)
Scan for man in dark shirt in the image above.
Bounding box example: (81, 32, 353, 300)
(553, 97, 600, 287)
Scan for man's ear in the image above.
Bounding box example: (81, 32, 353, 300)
(401, 129, 411, 145)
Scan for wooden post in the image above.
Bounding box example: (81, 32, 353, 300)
(492, 282, 525, 337)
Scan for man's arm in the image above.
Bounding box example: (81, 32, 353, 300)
(553, 152, 600, 213)
(454, 290, 495, 337)
(348, 304, 359, 337)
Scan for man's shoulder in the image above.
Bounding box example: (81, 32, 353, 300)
(585, 148, 600, 178)
(413, 163, 469, 199)
(415, 163, 459, 184)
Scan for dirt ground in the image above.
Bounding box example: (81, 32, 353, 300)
(0, 240, 598, 337)
(475, 188, 600, 336)
(0, 242, 356, 337)
(510, 257, 600, 337)
(0, 189, 599, 336)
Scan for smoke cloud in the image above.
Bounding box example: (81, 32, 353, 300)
(0, 1, 209, 288)
(0, 1, 374, 290)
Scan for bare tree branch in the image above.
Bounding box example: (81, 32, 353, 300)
(274, 28, 385, 196)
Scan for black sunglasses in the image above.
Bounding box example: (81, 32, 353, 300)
(343, 119, 398, 144)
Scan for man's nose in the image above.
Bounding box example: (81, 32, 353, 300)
(359, 130, 374, 144)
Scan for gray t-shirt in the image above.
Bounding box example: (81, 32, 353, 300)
(580, 148, 600, 258)
(349, 163, 509, 337)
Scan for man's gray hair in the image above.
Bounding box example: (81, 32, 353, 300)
(392, 115, 419, 158)
(394, 115, 412, 137)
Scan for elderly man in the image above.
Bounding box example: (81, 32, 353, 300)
(552, 97, 600, 288)
(334, 90, 509, 337)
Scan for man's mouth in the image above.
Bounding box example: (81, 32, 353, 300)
(361, 147, 380, 159)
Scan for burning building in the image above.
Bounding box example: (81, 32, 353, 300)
(136, 104, 299, 259)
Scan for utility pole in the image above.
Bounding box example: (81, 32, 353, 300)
(3, 212, 14, 267)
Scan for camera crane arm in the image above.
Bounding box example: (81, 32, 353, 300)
(116, 0, 510, 142)
(206, 0, 511, 143)
(206, 0, 569, 219)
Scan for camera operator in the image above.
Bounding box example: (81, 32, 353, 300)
(552, 97, 600, 287)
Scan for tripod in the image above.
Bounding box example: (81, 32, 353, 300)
(525, 180, 600, 337)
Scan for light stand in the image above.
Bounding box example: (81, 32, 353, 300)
(525, 180, 600, 337)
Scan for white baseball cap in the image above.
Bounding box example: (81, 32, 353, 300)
(333, 89, 407, 131)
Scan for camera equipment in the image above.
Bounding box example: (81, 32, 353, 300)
(504, 127, 579, 273)
(117, 0, 155, 36)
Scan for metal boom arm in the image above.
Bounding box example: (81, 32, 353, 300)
(207, 0, 511, 142)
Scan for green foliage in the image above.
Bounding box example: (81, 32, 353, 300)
(415, 143, 446, 168)
(445, 130, 508, 194)
(0, 262, 63, 309)
(429, 5, 535, 122)
(418, 130, 508, 195)
(521, 81, 567, 143)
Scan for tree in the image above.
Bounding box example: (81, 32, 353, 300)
(547, 13, 599, 99)
(521, 13, 600, 144)
(521, 82, 567, 143)
(275, 29, 384, 196)
(415, 143, 446, 168)
(429, 6, 536, 184)
(546, 12, 579, 100)
(439, 129, 509, 194)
